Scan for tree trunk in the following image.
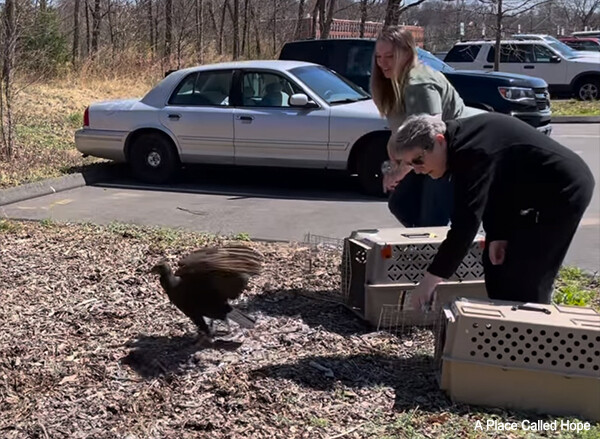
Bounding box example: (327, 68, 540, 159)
(321, 0, 336, 39)
(72, 0, 80, 64)
(384, 0, 401, 27)
(272, 0, 277, 54)
(147, 0, 155, 56)
(91, 0, 101, 55)
(1, 0, 17, 160)
(311, 0, 319, 38)
(107, 0, 116, 56)
(294, 0, 305, 39)
(359, 0, 368, 38)
(250, 4, 261, 56)
(218, 1, 227, 55)
(318, 0, 325, 37)
(494, 0, 502, 72)
(233, 0, 240, 59)
(165, 0, 173, 58)
(208, 0, 219, 37)
(242, 0, 250, 56)
(84, 0, 90, 56)
(196, 0, 204, 63)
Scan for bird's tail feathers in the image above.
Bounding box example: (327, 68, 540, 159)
(226, 308, 255, 329)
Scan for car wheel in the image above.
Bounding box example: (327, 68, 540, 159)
(356, 139, 389, 197)
(576, 78, 600, 101)
(129, 133, 179, 184)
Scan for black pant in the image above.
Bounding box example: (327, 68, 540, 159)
(388, 172, 454, 227)
(483, 193, 593, 304)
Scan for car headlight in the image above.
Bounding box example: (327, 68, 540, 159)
(498, 87, 536, 104)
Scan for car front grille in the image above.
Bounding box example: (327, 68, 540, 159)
(534, 87, 550, 111)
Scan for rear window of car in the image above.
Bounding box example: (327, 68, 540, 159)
(444, 45, 481, 62)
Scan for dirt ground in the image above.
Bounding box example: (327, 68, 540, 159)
(0, 220, 596, 439)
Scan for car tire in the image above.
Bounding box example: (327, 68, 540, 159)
(356, 138, 389, 197)
(129, 133, 179, 184)
(575, 77, 600, 101)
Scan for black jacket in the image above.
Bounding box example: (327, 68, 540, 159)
(428, 113, 595, 279)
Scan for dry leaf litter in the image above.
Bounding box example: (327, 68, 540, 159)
(0, 221, 563, 439)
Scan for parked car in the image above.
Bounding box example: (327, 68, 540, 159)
(444, 40, 600, 100)
(511, 34, 600, 60)
(279, 38, 552, 134)
(559, 37, 600, 52)
(572, 30, 600, 38)
(75, 60, 395, 195)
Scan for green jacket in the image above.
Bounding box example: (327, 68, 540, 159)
(387, 64, 484, 132)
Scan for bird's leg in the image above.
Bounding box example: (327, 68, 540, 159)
(195, 318, 213, 347)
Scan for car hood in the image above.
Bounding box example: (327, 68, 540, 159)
(331, 98, 383, 116)
(447, 70, 548, 87)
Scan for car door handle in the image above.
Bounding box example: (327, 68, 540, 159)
(236, 115, 254, 122)
(524, 65, 534, 69)
(483, 65, 493, 69)
(168, 114, 181, 120)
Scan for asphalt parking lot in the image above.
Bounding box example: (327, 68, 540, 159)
(1, 123, 599, 272)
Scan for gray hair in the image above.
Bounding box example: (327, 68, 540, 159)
(388, 114, 447, 157)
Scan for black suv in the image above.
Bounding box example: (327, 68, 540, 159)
(280, 39, 552, 135)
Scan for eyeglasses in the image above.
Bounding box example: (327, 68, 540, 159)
(405, 151, 426, 167)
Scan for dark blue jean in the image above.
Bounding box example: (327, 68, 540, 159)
(388, 172, 453, 227)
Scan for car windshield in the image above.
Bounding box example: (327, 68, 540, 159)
(417, 48, 455, 73)
(544, 37, 578, 58)
(289, 65, 370, 104)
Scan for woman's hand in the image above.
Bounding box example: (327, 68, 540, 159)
(489, 240, 508, 265)
(409, 272, 443, 310)
(382, 161, 412, 193)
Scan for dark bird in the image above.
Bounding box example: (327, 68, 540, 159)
(151, 245, 262, 342)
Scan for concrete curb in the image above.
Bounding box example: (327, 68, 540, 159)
(551, 115, 600, 124)
(0, 166, 118, 207)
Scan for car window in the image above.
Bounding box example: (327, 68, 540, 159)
(533, 45, 556, 62)
(241, 72, 301, 108)
(289, 65, 369, 104)
(444, 45, 481, 62)
(496, 44, 535, 63)
(346, 46, 374, 76)
(417, 48, 454, 73)
(169, 70, 232, 106)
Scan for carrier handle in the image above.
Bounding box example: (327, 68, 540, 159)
(511, 304, 551, 315)
(401, 232, 435, 239)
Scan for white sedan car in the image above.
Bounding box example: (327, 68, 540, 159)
(75, 60, 391, 195)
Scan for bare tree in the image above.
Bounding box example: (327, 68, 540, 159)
(294, 0, 306, 39)
(1, 0, 17, 160)
(146, 0, 156, 56)
(479, 0, 552, 71)
(165, 0, 173, 58)
(72, 0, 80, 64)
(242, 0, 250, 56)
(196, 0, 204, 63)
(559, 0, 600, 30)
(359, 0, 379, 37)
(385, 0, 429, 26)
(232, 0, 240, 59)
(90, 0, 102, 55)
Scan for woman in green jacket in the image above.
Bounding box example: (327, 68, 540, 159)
(371, 26, 483, 226)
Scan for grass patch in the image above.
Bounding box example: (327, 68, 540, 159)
(551, 99, 600, 116)
(0, 77, 154, 189)
(554, 266, 599, 309)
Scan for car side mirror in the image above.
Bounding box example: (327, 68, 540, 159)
(289, 93, 317, 108)
(550, 56, 561, 63)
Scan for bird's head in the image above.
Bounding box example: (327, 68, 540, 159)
(150, 260, 171, 276)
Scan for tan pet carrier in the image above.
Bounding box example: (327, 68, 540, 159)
(435, 297, 600, 421)
(341, 227, 488, 329)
